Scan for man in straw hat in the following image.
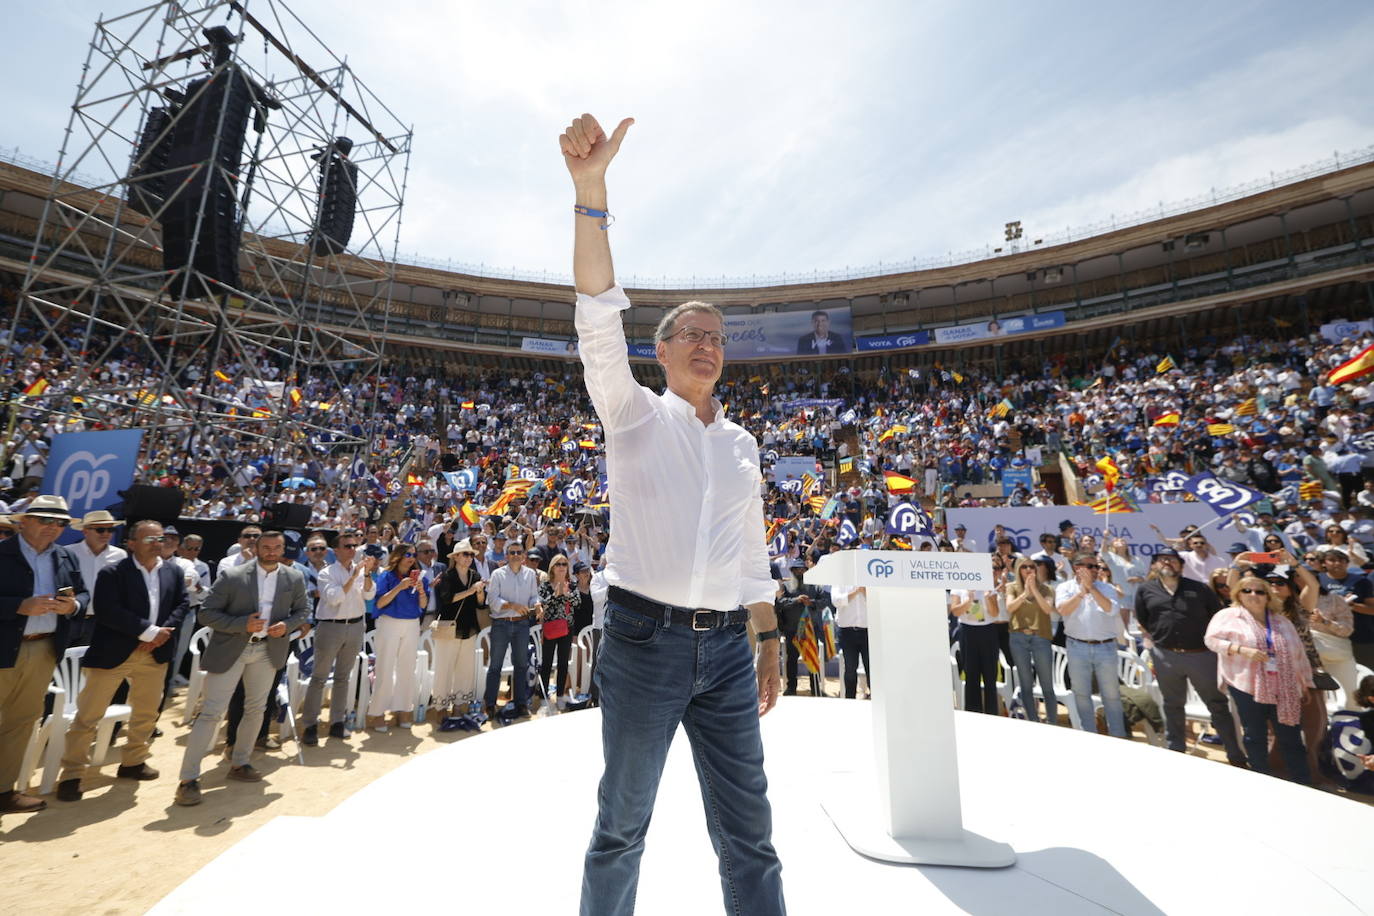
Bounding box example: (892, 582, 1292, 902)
(0, 495, 88, 815)
(68, 510, 128, 647)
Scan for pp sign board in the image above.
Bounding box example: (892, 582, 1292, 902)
(42, 429, 144, 521)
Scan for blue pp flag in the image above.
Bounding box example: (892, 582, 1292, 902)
(443, 467, 478, 491)
(836, 518, 858, 546)
(886, 501, 934, 536)
(1183, 473, 1265, 516)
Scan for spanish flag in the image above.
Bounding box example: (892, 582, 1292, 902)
(878, 428, 896, 443)
(579, 439, 597, 449)
(288, 387, 302, 407)
(406, 473, 424, 487)
(1095, 456, 1121, 491)
(1152, 412, 1181, 427)
(891, 423, 909, 434)
(1207, 423, 1236, 436)
(459, 501, 480, 525)
(1156, 355, 1176, 373)
(213, 370, 232, 383)
(1329, 344, 1374, 386)
(460, 400, 475, 409)
(21, 378, 49, 398)
(951, 371, 964, 384)
(883, 470, 917, 494)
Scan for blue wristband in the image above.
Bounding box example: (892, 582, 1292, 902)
(573, 204, 613, 230)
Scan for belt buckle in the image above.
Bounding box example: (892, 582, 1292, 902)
(692, 610, 713, 631)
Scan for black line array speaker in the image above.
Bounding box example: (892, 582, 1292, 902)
(115, 484, 186, 523)
(310, 138, 358, 256)
(266, 501, 313, 529)
(160, 65, 254, 289)
(128, 105, 177, 217)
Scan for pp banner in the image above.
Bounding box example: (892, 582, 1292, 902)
(42, 429, 144, 536)
(932, 310, 1066, 345)
(945, 504, 1215, 559)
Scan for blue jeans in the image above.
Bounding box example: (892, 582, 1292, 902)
(581, 599, 785, 916)
(483, 618, 530, 711)
(1228, 686, 1310, 785)
(1065, 638, 1127, 737)
(1008, 632, 1057, 724)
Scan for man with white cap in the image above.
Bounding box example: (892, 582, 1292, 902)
(68, 510, 128, 646)
(0, 495, 89, 816)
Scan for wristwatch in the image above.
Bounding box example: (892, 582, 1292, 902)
(755, 628, 781, 642)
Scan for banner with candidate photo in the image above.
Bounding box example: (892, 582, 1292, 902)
(722, 306, 854, 359)
(932, 310, 1066, 345)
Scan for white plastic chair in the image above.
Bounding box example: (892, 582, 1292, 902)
(1118, 651, 1165, 746)
(181, 626, 213, 725)
(354, 631, 377, 721)
(45, 646, 132, 792)
(414, 629, 435, 715)
(948, 646, 963, 711)
(284, 631, 315, 716)
(1050, 645, 1085, 729)
(17, 684, 63, 794)
(571, 626, 595, 696)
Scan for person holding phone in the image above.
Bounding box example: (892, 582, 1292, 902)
(368, 545, 429, 731)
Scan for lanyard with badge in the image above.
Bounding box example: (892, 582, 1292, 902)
(1262, 610, 1278, 675)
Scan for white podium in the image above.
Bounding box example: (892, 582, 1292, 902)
(806, 550, 1015, 867)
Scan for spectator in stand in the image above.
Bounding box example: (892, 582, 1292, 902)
(67, 510, 127, 645)
(0, 495, 87, 817)
(1056, 552, 1128, 737)
(431, 539, 485, 717)
(1316, 546, 1374, 671)
(483, 541, 540, 720)
(1135, 549, 1246, 764)
(1204, 573, 1314, 785)
(175, 531, 309, 805)
(831, 584, 870, 700)
(1179, 533, 1229, 588)
(301, 530, 376, 745)
(217, 525, 260, 576)
(538, 555, 577, 709)
(949, 585, 1002, 716)
(1003, 557, 1058, 724)
(56, 519, 188, 801)
(1324, 524, 1369, 567)
(368, 544, 430, 730)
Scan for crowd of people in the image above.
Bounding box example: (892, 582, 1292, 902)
(4, 261, 1374, 820)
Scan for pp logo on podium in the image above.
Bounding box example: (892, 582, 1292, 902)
(866, 558, 895, 579)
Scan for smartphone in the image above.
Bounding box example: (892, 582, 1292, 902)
(1238, 551, 1282, 565)
(56, 586, 75, 598)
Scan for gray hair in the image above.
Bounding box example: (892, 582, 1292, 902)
(654, 300, 724, 344)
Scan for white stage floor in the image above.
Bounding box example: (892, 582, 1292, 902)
(152, 699, 1373, 915)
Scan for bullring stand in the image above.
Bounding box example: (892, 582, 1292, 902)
(806, 549, 1015, 867)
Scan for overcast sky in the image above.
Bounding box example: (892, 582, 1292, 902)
(4, 1, 1372, 286)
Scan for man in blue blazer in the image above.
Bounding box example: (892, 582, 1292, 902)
(0, 495, 88, 816)
(56, 519, 189, 801)
(175, 530, 309, 805)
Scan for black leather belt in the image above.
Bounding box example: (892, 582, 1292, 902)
(319, 616, 364, 624)
(1069, 636, 1116, 645)
(607, 586, 749, 630)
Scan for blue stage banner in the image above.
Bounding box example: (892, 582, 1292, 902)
(723, 306, 854, 359)
(933, 310, 1066, 344)
(42, 429, 144, 539)
(856, 331, 930, 351)
(627, 343, 657, 358)
(1001, 467, 1034, 497)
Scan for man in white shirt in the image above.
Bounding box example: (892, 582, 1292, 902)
(301, 529, 376, 745)
(1055, 553, 1128, 737)
(1179, 533, 1229, 585)
(216, 524, 261, 577)
(562, 112, 783, 916)
(67, 510, 127, 645)
(832, 585, 869, 698)
(482, 542, 541, 719)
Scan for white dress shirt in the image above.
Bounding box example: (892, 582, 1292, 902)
(950, 589, 1000, 627)
(1180, 549, 1229, 584)
(70, 540, 127, 617)
(1054, 579, 1121, 641)
(135, 557, 165, 642)
(831, 585, 869, 628)
(254, 563, 278, 638)
(575, 286, 773, 611)
(316, 561, 376, 620)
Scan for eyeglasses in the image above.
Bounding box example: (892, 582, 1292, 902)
(666, 326, 727, 349)
(241, 533, 261, 540)
(403, 552, 416, 558)
(1238, 588, 1268, 596)
(458, 552, 476, 558)
(1076, 564, 1102, 570)
(307, 546, 327, 552)
(88, 526, 116, 534)
(1266, 580, 1290, 587)
(32, 517, 70, 528)
(140, 536, 167, 544)
(507, 550, 525, 556)
(337, 543, 358, 550)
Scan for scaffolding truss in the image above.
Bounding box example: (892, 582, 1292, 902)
(3, 0, 412, 487)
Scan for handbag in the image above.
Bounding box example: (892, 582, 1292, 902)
(434, 620, 458, 640)
(542, 617, 570, 640)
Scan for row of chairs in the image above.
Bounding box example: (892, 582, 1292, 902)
(19, 622, 604, 796)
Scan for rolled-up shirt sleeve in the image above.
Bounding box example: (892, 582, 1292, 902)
(575, 285, 655, 433)
(739, 480, 776, 608)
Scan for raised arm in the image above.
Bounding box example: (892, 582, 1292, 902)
(562, 113, 633, 297)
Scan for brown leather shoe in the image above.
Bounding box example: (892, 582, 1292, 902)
(226, 764, 263, 782)
(174, 780, 202, 806)
(117, 763, 160, 781)
(56, 780, 83, 802)
(0, 790, 48, 813)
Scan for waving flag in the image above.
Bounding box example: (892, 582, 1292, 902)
(444, 467, 479, 491)
(886, 501, 934, 536)
(768, 530, 788, 557)
(1095, 456, 1121, 492)
(213, 370, 232, 383)
(883, 470, 916, 494)
(792, 611, 821, 675)
(839, 408, 857, 425)
(1207, 423, 1237, 437)
(459, 501, 480, 526)
(838, 456, 854, 474)
(1329, 343, 1374, 386)
(1233, 398, 1258, 417)
(1183, 473, 1265, 516)
(1298, 480, 1325, 501)
(819, 496, 840, 520)
(561, 478, 590, 506)
(1152, 412, 1180, 427)
(1089, 492, 1137, 514)
(1156, 355, 1176, 373)
(406, 473, 425, 487)
(836, 518, 858, 546)
(807, 494, 828, 513)
(460, 400, 475, 409)
(779, 478, 803, 495)
(802, 472, 819, 495)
